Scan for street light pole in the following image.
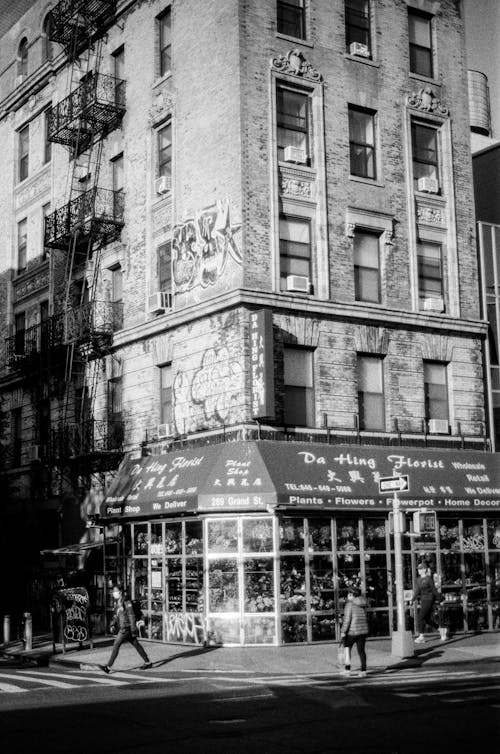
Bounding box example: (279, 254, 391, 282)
(391, 489, 415, 658)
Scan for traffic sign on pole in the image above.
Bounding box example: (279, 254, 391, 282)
(379, 475, 410, 493)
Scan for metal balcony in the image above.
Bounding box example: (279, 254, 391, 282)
(5, 314, 66, 371)
(64, 300, 123, 357)
(48, 0, 117, 57)
(44, 187, 124, 252)
(48, 73, 125, 154)
(50, 418, 124, 472)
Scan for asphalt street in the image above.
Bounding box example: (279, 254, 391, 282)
(0, 657, 499, 753)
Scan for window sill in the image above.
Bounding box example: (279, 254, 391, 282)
(344, 53, 379, 69)
(279, 160, 316, 174)
(276, 33, 313, 48)
(152, 71, 172, 91)
(349, 175, 384, 188)
(409, 72, 441, 88)
(414, 189, 445, 200)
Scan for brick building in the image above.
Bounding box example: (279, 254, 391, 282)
(0, 1, 499, 646)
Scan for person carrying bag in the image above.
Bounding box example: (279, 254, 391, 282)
(340, 587, 369, 678)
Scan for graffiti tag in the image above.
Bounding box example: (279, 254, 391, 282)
(165, 612, 207, 644)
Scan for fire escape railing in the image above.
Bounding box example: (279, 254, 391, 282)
(64, 300, 123, 346)
(50, 418, 124, 462)
(48, 0, 117, 56)
(44, 187, 124, 251)
(5, 314, 66, 370)
(48, 73, 125, 153)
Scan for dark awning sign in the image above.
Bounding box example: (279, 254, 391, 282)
(101, 441, 500, 518)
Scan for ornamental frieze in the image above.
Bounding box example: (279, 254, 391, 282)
(417, 205, 444, 225)
(149, 88, 174, 125)
(280, 176, 313, 199)
(13, 268, 50, 301)
(271, 49, 322, 81)
(406, 86, 449, 116)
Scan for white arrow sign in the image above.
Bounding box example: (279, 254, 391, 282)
(379, 475, 410, 493)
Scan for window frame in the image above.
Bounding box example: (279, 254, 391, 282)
(17, 218, 28, 274)
(112, 45, 125, 105)
(408, 7, 434, 79)
(348, 105, 376, 180)
(159, 363, 173, 425)
(411, 120, 440, 192)
(345, 0, 371, 55)
(353, 229, 381, 303)
(42, 203, 50, 261)
(417, 240, 444, 307)
(277, 0, 306, 41)
(17, 37, 28, 78)
(423, 361, 449, 422)
(277, 84, 312, 166)
(42, 14, 54, 63)
(283, 346, 315, 427)
(157, 121, 172, 179)
(18, 125, 29, 182)
(158, 241, 172, 293)
(43, 109, 51, 164)
(357, 354, 385, 431)
(279, 214, 312, 292)
(157, 7, 172, 78)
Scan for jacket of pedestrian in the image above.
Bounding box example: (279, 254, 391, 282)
(111, 599, 138, 636)
(341, 596, 369, 637)
(413, 575, 439, 604)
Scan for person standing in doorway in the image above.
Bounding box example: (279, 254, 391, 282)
(340, 586, 369, 677)
(412, 563, 440, 643)
(101, 586, 152, 673)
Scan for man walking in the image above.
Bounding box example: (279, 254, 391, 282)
(101, 586, 152, 673)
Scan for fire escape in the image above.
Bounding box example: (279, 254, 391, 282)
(41, 0, 125, 476)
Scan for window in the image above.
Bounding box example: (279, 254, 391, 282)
(408, 8, 433, 78)
(44, 110, 51, 163)
(418, 241, 443, 307)
(412, 121, 439, 191)
(158, 8, 171, 77)
(277, 1, 306, 39)
(42, 203, 51, 260)
(42, 14, 55, 62)
(158, 241, 172, 293)
(110, 265, 123, 330)
(108, 376, 122, 418)
(277, 86, 311, 165)
(158, 123, 172, 179)
(112, 46, 125, 105)
(349, 106, 376, 179)
(279, 215, 311, 291)
(111, 153, 124, 217)
(14, 311, 26, 356)
(160, 364, 173, 424)
(357, 355, 385, 430)
(424, 362, 448, 421)
(17, 218, 27, 273)
(354, 230, 380, 303)
(12, 407, 23, 467)
(17, 37, 28, 78)
(40, 300, 49, 351)
(284, 347, 314, 426)
(345, 0, 371, 54)
(18, 125, 29, 182)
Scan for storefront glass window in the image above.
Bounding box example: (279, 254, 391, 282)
(462, 520, 486, 553)
(208, 558, 239, 611)
(210, 617, 240, 645)
(281, 614, 308, 644)
(164, 523, 181, 555)
(244, 558, 274, 612)
(363, 519, 386, 550)
(280, 556, 306, 613)
(310, 555, 335, 610)
(279, 517, 304, 551)
(489, 553, 500, 630)
(185, 558, 204, 612)
(337, 552, 361, 601)
(439, 518, 460, 550)
(207, 519, 238, 552)
(244, 616, 276, 644)
(243, 518, 274, 552)
(133, 524, 149, 555)
(337, 519, 360, 551)
(364, 553, 389, 607)
(311, 613, 336, 641)
(185, 520, 203, 554)
(166, 558, 182, 611)
(308, 519, 332, 551)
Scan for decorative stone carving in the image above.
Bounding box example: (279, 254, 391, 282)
(15, 170, 51, 211)
(346, 223, 356, 238)
(280, 176, 313, 199)
(13, 268, 50, 301)
(149, 89, 174, 125)
(271, 49, 322, 81)
(417, 205, 444, 224)
(406, 87, 449, 116)
(354, 326, 389, 355)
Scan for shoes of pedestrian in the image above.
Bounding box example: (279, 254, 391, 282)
(357, 671, 367, 677)
(414, 635, 425, 644)
(100, 665, 111, 674)
(141, 662, 153, 669)
(340, 669, 351, 677)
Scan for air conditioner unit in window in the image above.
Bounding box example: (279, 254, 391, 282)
(417, 177, 439, 194)
(284, 146, 306, 164)
(157, 423, 171, 439)
(423, 296, 444, 313)
(155, 175, 171, 195)
(147, 291, 172, 314)
(27, 444, 41, 462)
(428, 419, 449, 435)
(286, 275, 310, 293)
(349, 42, 370, 58)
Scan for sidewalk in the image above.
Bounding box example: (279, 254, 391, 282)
(2, 631, 499, 673)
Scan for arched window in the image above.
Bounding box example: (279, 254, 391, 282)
(42, 14, 54, 62)
(17, 37, 29, 78)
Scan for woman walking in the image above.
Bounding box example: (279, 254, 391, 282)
(340, 586, 369, 677)
(412, 563, 440, 643)
(101, 586, 152, 673)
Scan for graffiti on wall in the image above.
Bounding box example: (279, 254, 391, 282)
(165, 612, 207, 644)
(172, 198, 242, 293)
(173, 346, 244, 434)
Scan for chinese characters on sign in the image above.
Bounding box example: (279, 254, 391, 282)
(250, 309, 275, 419)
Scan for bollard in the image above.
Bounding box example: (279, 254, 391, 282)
(23, 612, 33, 651)
(2, 614, 10, 645)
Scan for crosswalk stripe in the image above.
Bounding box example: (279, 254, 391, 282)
(0, 682, 29, 693)
(17, 670, 130, 687)
(0, 672, 75, 689)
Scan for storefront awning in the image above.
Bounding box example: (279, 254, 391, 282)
(40, 539, 117, 556)
(100, 440, 500, 519)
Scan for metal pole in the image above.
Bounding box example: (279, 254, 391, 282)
(391, 490, 414, 658)
(23, 612, 33, 651)
(3, 614, 10, 645)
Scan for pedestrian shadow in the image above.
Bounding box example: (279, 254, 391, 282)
(150, 644, 220, 668)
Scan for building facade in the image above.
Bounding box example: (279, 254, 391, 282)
(0, 1, 498, 645)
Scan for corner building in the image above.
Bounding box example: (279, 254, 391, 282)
(1, 1, 499, 645)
